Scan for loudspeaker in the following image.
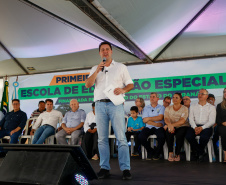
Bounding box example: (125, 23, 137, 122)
(0, 144, 97, 185)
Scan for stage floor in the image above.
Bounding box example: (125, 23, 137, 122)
(0, 156, 225, 185)
(89, 156, 225, 185)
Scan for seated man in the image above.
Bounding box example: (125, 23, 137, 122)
(0, 99, 27, 144)
(21, 100, 46, 144)
(139, 92, 165, 160)
(82, 102, 98, 160)
(56, 99, 86, 145)
(185, 89, 216, 161)
(31, 99, 63, 144)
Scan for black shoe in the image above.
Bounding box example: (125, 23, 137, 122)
(132, 152, 139, 156)
(198, 153, 205, 162)
(97, 169, 110, 179)
(122, 170, 132, 180)
(152, 155, 160, 160)
(146, 152, 153, 160)
(0, 152, 6, 158)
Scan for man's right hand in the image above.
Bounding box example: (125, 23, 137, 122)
(96, 61, 106, 73)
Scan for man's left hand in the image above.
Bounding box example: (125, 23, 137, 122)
(114, 88, 125, 95)
(10, 130, 16, 136)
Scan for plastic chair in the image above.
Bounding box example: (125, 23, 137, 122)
(19, 118, 37, 144)
(141, 135, 168, 160)
(184, 136, 215, 162)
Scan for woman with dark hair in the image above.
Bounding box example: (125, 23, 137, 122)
(135, 98, 145, 116)
(216, 88, 226, 162)
(164, 93, 189, 161)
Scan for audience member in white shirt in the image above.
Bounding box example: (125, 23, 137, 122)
(31, 99, 63, 144)
(185, 89, 216, 161)
(82, 102, 98, 160)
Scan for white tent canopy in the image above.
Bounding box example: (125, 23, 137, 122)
(0, 0, 226, 77)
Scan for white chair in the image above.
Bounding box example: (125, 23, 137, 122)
(19, 118, 37, 144)
(184, 136, 215, 162)
(141, 135, 168, 160)
(0, 136, 11, 143)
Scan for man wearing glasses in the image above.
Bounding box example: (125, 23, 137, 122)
(183, 96, 191, 109)
(185, 89, 216, 162)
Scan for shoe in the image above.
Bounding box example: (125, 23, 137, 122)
(0, 152, 6, 158)
(97, 169, 110, 179)
(132, 152, 139, 156)
(92, 154, 99, 160)
(122, 170, 132, 180)
(152, 155, 160, 160)
(146, 153, 153, 160)
(198, 153, 205, 162)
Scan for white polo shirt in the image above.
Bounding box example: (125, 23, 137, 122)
(89, 60, 133, 101)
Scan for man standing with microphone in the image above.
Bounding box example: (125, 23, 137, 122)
(85, 41, 134, 180)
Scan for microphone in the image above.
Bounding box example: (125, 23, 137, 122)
(102, 57, 106, 72)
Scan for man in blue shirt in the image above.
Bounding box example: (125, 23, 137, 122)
(56, 99, 86, 145)
(139, 92, 165, 160)
(0, 99, 27, 144)
(126, 106, 145, 156)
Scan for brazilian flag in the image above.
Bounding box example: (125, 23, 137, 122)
(0, 81, 9, 115)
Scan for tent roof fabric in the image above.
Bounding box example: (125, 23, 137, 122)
(0, 0, 225, 77)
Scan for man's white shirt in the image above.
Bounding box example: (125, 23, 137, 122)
(189, 102, 216, 129)
(32, 110, 63, 130)
(88, 60, 133, 101)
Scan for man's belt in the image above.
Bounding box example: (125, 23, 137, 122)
(99, 99, 111, 102)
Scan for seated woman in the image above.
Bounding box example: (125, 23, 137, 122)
(164, 93, 189, 161)
(135, 98, 145, 116)
(82, 102, 98, 160)
(216, 88, 226, 163)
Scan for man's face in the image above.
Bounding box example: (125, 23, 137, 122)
(163, 98, 171, 107)
(38, 102, 45, 111)
(207, 97, 215, 105)
(150, 94, 159, 104)
(183, 96, 191, 107)
(70, 100, 79, 112)
(12, 101, 20, 111)
(224, 89, 226, 99)
(46, 101, 53, 111)
(198, 90, 208, 102)
(99, 44, 112, 61)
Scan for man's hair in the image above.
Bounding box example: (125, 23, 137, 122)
(208, 93, 215, 100)
(12, 99, 20, 103)
(136, 97, 145, 108)
(70, 99, 78, 104)
(99, 41, 112, 51)
(38, 100, 45, 105)
(92, 102, 95, 107)
(130, 106, 138, 113)
(150, 92, 159, 98)
(164, 96, 171, 101)
(45, 99, 53, 104)
(199, 88, 209, 95)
